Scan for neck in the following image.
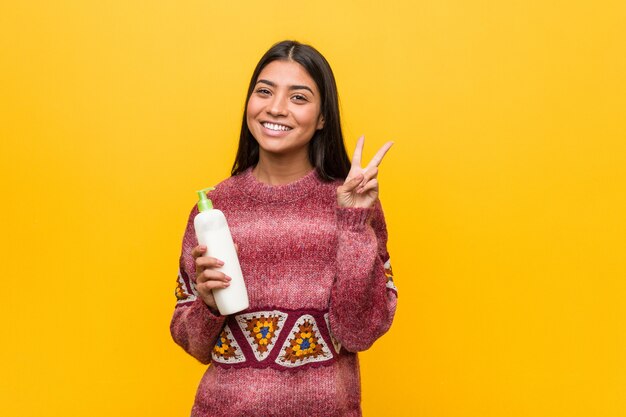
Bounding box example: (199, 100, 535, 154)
(253, 151, 314, 185)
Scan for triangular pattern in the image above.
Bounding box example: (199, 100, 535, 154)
(384, 259, 397, 292)
(211, 324, 245, 364)
(275, 314, 332, 368)
(235, 310, 288, 361)
(175, 269, 197, 304)
(323, 313, 342, 354)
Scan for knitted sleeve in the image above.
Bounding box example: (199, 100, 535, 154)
(328, 199, 398, 352)
(170, 206, 227, 364)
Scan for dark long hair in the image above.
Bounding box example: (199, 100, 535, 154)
(231, 40, 351, 182)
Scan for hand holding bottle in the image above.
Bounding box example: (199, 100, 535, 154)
(191, 244, 231, 314)
(193, 188, 249, 315)
(336, 136, 393, 209)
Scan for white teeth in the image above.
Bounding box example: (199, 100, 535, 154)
(263, 122, 291, 131)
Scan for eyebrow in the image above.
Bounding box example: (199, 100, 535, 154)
(256, 79, 315, 96)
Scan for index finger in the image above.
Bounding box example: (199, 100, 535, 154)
(366, 141, 394, 169)
(351, 135, 365, 167)
(191, 245, 207, 259)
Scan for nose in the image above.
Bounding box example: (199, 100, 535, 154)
(266, 94, 288, 117)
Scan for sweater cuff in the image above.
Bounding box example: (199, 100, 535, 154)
(336, 206, 374, 231)
(192, 297, 225, 321)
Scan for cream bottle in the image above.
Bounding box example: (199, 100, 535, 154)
(194, 187, 249, 315)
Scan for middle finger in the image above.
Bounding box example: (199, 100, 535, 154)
(197, 268, 231, 284)
(366, 141, 394, 169)
(195, 256, 224, 273)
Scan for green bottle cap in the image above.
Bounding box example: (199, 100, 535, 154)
(196, 187, 215, 212)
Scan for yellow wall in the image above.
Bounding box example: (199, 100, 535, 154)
(1, 1, 625, 416)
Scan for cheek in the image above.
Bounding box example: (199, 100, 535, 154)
(246, 100, 260, 127)
(295, 107, 322, 128)
(246, 99, 256, 118)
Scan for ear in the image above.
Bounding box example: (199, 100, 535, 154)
(316, 114, 325, 130)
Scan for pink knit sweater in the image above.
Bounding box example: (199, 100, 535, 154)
(171, 167, 398, 417)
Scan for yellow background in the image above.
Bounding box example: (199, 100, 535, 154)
(1, 1, 625, 416)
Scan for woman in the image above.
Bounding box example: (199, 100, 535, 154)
(171, 40, 398, 417)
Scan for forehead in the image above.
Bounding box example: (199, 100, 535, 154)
(257, 60, 319, 93)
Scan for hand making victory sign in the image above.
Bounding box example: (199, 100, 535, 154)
(336, 136, 394, 209)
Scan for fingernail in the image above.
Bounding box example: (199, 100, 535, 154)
(224, 282, 230, 287)
(226, 276, 232, 281)
(217, 260, 224, 266)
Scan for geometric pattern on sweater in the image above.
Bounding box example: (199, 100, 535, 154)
(175, 268, 197, 305)
(211, 324, 245, 365)
(384, 258, 397, 293)
(235, 310, 288, 361)
(210, 308, 340, 372)
(323, 313, 342, 354)
(275, 315, 332, 368)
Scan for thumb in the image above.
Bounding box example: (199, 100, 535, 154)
(341, 174, 364, 193)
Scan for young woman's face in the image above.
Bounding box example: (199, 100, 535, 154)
(246, 60, 324, 159)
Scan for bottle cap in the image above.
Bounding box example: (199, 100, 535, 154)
(196, 187, 215, 212)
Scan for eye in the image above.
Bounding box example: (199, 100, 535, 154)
(292, 94, 308, 102)
(255, 88, 271, 96)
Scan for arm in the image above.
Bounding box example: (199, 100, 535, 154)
(328, 199, 398, 352)
(170, 207, 226, 364)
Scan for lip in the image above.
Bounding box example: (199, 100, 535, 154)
(260, 121, 293, 137)
(261, 120, 293, 129)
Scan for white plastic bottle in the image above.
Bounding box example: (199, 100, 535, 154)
(194, 187, 249, 315)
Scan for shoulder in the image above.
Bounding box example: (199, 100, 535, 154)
(314, 170, 345, 192)
(183, 171, 248, 221)
(207, 170, 248, 204)
(213, 171, 245, 193)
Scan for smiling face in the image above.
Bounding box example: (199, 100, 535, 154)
(246, 60, 325, 161)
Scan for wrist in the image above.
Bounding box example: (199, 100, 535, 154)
(200, 294, 221, 316)
(335, 206, 374, 231)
